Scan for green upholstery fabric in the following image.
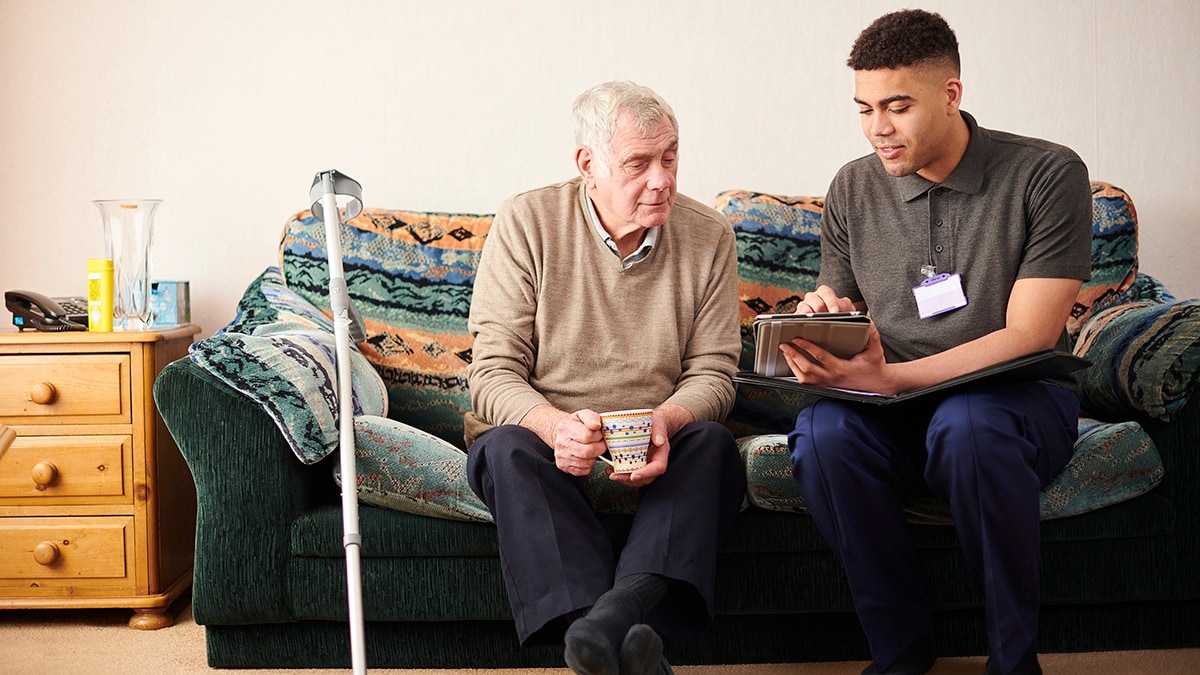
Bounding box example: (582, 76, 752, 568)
(199, 602, 1198, 668)
(188, 268, 387, 464)
(1074, 299, 1200, 421)
(154, 357, 338, 626)
(153, 179, 1200, 669)
(157, 319, 1199, 669)
(739, 416, 1164, 522)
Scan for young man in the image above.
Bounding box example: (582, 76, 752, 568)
(783, 10, 1092, 675)
(465, 81, 745, 675)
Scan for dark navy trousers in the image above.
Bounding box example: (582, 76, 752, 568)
(788, 381, 1079, 673)
(467, 420, 745, 645)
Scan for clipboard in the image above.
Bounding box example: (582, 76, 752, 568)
(752, 311, 872, 377)
(735, 349, 1091, 405)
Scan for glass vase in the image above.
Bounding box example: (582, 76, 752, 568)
(94, 199, 161, 331)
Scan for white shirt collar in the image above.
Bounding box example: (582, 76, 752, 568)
(584, 193, 659, 268)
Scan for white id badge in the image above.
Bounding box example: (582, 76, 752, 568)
(913, 273, 968, 319)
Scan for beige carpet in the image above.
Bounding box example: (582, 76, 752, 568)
(0, 595, 1196, 674)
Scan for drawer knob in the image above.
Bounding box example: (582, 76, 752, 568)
(33, 541, 60, 566)
(30, 381, 58, 405)
(31, 462, 59, 490)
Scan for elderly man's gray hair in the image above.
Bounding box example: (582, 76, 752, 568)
(573, 81, 678, 169)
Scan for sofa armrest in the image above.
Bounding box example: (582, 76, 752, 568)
(1074, 299, 1200, 422)
(1137, 390, 1200, 599)
(154, 357, 337, 624)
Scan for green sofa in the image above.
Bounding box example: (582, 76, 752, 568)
(154, 182, 1200, 668)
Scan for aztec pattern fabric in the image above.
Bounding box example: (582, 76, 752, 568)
(334, 415, 640, 522)
(714, 190, 823, 436)
(713, 190, 823, 373)
(1120, 272, 1175, 305)
(189, 267, 388, 464)
(1074, 299, 1200, 421)
(1069, 182, 1140, 337)
(279, 208, 493, 450)
(739, 415, 1163, 522)
(712, 182, 1139, 434)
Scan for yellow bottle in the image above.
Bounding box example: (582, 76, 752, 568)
(87, 258, 114, 332)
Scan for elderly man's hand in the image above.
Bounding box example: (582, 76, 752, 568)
(551, 409, 607, 477)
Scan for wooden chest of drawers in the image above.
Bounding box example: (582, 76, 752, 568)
(0, 326, 199, 628)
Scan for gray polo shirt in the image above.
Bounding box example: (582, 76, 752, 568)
(818, 111, 1092, 364)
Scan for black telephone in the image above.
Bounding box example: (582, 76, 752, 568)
(5, 290, 89, 332)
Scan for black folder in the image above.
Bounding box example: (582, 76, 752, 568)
(734, 349, 1091, 405)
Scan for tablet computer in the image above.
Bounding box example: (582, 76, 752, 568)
(752, 311, 872, 377)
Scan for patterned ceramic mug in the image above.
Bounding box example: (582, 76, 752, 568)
(598, 408, 653, 473)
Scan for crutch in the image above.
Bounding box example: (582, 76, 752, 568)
(309, 169, 369, 674)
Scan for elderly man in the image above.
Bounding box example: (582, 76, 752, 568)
(465, 81, 745, 675)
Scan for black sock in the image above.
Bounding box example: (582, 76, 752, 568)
(619, 623, 665, 675)
(564, 573, 670, 675)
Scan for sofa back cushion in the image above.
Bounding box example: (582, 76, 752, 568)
(712, 191, 824, 375)
(715, 180, 1139, 349)
(712, 191, 825, 436)
(1075, 182, 1140, 334)
(280, 208, 493, 449)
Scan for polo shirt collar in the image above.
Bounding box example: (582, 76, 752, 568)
(896, 110, 988, 202)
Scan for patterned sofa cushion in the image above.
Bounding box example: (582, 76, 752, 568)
(1074, 299, 1200, 421)
(280, 208, 493, 449)
(713, 190, 822, 370)
(333, 416, 639, 522)
(189, 267, 388, 464)
(338, 416, 493, 522)
(740, 416, 1164, 521)
(1070, 182, 1140, 336)
(1121, 272, 1175, 305)
(713, 190, 824, 436)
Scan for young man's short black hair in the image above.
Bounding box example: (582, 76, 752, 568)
(847, 9, 960, 74)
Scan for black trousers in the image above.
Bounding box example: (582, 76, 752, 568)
(789, 381, 1079, 672)
(467, 420, 745, 645)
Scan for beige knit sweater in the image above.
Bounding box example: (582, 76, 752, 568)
(465, 177, 740, 444)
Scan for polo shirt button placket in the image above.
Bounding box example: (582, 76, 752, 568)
(929, 188, 948, 266)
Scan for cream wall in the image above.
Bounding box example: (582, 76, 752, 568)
(2, 0, 1197, 337)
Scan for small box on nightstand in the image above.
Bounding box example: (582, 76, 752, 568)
(150, 280, 191, 326)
